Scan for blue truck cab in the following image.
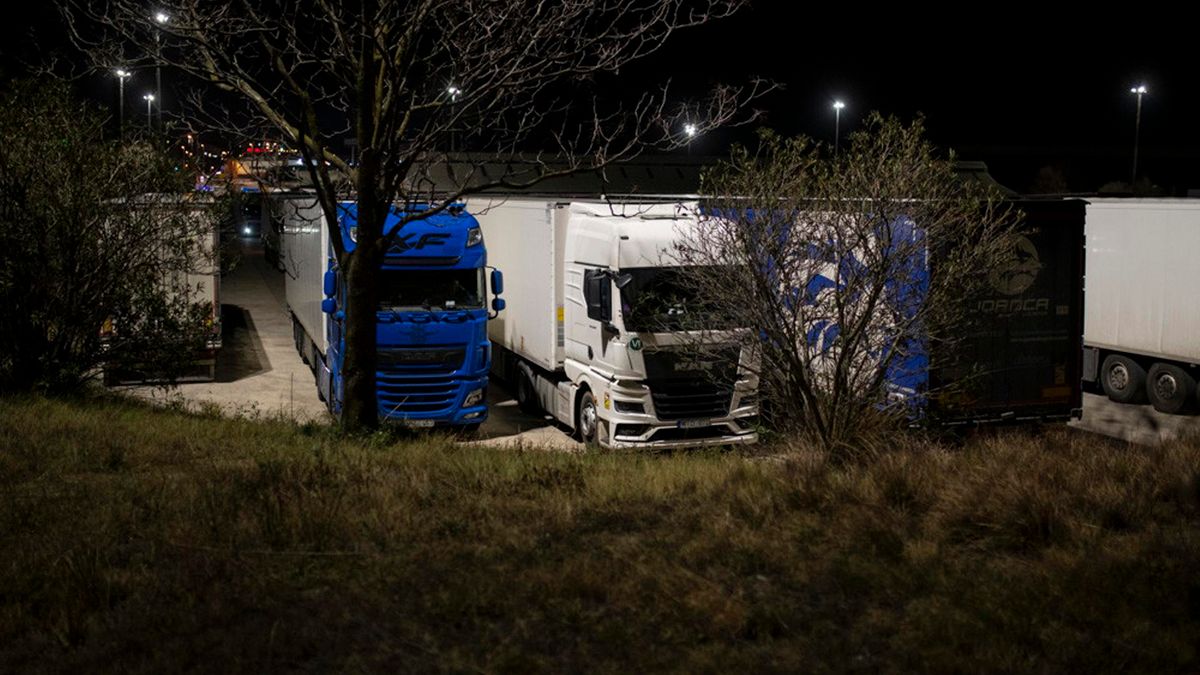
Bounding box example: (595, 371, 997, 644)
(284, 198, 504, 429)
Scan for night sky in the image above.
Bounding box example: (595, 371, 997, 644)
(3, 1, 1195, 194)
(653, 2, 1199, 194)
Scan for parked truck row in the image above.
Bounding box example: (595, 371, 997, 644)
(256, 187, 1198, 450)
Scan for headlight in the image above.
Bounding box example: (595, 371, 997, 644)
(464, 387, 484, 407)
(466, 226, 483, 247)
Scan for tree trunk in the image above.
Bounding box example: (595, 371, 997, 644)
(340, 233, 383, 433)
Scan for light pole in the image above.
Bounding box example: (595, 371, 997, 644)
(1130, 84, 1147, 189)
(114, 69, 131, 133)
(143, 94, 155, 131)
(684, 122, 697, 155)
(446, 85, 461, 152)
(153, 11, 169, 131)
(833, 100, 846, 155)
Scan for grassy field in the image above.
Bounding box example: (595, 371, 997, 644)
(2, 396, 1199, 673)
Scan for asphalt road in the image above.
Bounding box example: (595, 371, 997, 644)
(129, 240, 581, 450)
(1072, 392, 1200, 445)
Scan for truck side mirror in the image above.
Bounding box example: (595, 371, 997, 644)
(323, 269, 336, 297)
(321, 298, 336, 314)
(584, 269, 611, 323)
(491, 268, 504, 295)
(491, 297, 506, 313)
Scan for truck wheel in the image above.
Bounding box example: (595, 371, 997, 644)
(293, 319, 309, 364)
(516, 370, 540, 415)
(1100, 355, 1147, 404)
(576, 390, 599, 445)
(1146, 363, 1198, 415)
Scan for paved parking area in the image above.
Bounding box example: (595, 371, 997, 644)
(125, 241, 582, 449)
(1071, 393, 1200, 445)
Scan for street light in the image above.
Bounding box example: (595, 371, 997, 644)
(1130, 84, 1148, 188)
(833, 100, 846, 155)
(683, 123, 698, 138)
(114, 69, 131, 132)
(446, 85, 462, 151)
(153, 11, 169, 131)
(143, 93, 155, 131)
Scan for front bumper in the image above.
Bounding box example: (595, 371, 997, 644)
(378, 373, 489, 427)
(597, 379, 759, 449)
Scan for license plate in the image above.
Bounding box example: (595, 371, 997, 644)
(401, 419, 436, 428)
(677, 418, 710, 429)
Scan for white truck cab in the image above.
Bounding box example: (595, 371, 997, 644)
(478, 198, 758, 448)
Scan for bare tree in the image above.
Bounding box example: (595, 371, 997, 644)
(61, 0, 766, 432)
(0, 80, 220, 393)
(668, 116, 1020, 454)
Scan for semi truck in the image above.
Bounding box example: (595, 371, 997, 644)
(1082, 198, 1200, 415)
(927, 199, 1086, 422)
(472, 198, 759, 448)
(278, 192, 504, 428)
(102, 193, 223, 382)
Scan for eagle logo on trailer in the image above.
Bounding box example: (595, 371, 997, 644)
(989, 235, 1042, 295)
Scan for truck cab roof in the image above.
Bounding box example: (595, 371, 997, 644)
(338, 202, 485, 269)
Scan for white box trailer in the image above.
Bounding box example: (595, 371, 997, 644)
(480, 199, 567, 373)
(277, 192, 331, 363)
(1083, 198, 1200, 414)
(473, 197, 759, 448)
(101, 194, 222, 382)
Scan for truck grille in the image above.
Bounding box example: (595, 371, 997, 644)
(377, 347, 465, 376)
(648, 380, 732, 421)
(377, 374, 459, 414)
(642, 346, 738, 421)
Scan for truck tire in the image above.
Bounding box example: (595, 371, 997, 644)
(1100, 355, 1147, 404)
(576, 390, 599, 445)
(1146, 363, 1198, 415)
(516, 370, 541, 415)
(293, 318, 309, 364)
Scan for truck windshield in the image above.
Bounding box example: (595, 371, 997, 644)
(378, 268, 485, 310)
(620, 266, 741, 331)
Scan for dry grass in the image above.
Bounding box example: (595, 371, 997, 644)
(2, 395, 1199, 672)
